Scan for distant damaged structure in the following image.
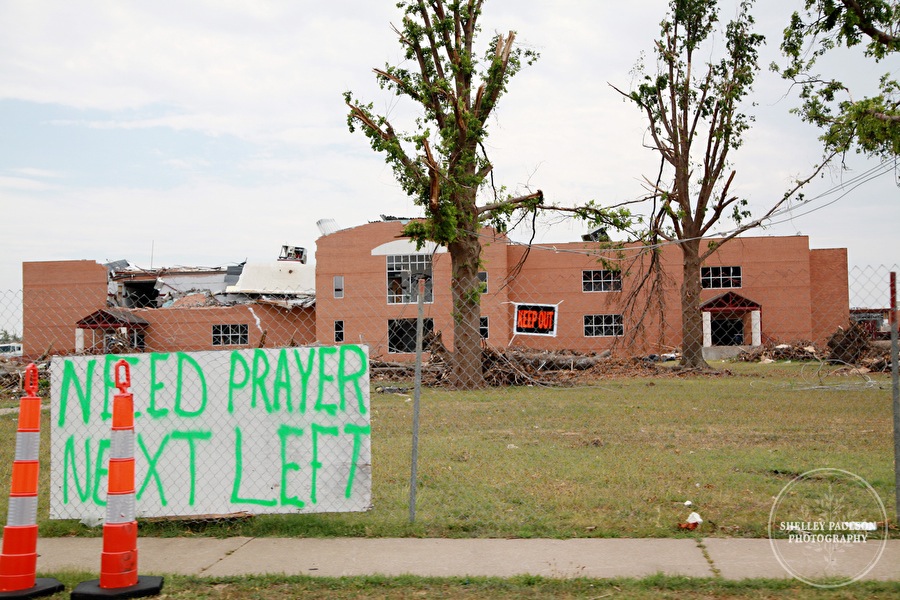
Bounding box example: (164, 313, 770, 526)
(23, 249, 316, 357)
(20, 216, 851, 364)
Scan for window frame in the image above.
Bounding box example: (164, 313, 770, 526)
(212, 323, 249, 346)
(582, 269, 622, 292)
(334, 320, 344, 343)
(701, 266, 742, 289)
(387, 318, 434, 353)
(333, 275, 344, 299)
(386, 254, 433, 305)
(477, 271, 488, 294)
(583, 314, 624, 337)
(479, 315, 489, 339)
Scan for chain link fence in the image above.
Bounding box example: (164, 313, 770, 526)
(0, 238, 896, 532)
(2, 255, 895, 393)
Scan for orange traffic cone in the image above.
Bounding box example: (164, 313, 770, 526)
(0, 364, 64, 599)
(71, 360, 162, 599)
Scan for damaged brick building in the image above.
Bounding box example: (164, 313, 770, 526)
(23, 248, 315, 358)
(22, 221, 849, 361)
(314, 221, 849, 360)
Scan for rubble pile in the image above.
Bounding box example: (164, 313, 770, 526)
(0, 357, 23, 396)
(732, 341, 822, 363)
(371, 332, 695, 387)
(859, 354, 893, 373)
(827, 323, 871, 364)
(732, 323, 895, 372)
(0, 358, 49, 398)
(827, 323, 894, 371)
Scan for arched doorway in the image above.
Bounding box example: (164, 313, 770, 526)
(700, 291, 761, 350)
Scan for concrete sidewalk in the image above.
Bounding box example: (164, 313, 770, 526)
(30, 537, 900, 581)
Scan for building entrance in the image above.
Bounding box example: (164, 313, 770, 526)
(710, 318, 744, 346)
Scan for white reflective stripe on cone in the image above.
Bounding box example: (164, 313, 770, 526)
(105, 493, 135, 524)
(109, 429, 134, 460)
(6, 495, 38, 527)
(13, 431, 40, 462)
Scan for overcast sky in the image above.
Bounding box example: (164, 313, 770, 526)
(1, 1, 897, 306)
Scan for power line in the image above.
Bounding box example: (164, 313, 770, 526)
(493, 158, 895, 260)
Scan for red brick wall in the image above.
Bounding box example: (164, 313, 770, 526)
(502, 236, 821, 353)
(316, 221, 407, 357)
(698, 237, 814, 345)
(134, 304, 315, 353)
(24, 231, 846, 362)
(22, 260, 316, 358)
(504, 242, 654, 353)
(315, 222, 511, 358)
(809, 248, 849, 344)
(314, 224, 845, 360)
(23, 260, 108, 357)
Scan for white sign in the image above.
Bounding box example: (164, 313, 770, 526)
(50, 346, 371, 520)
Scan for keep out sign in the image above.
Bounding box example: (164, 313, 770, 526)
(49, 346, 371, 520)
(514, 303, 558, 336)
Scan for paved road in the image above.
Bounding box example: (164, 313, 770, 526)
(29, 537, 900, 581)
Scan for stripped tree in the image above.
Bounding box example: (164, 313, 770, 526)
(592, 0, 833, 370)
(345, 0, 542, 388)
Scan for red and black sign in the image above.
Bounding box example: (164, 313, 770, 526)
(514, 303, 557, 336)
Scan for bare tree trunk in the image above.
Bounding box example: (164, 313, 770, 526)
(680, 239, 710, 370)
(447, 230, 485, 389)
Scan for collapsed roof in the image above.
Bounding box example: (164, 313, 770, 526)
(104, 258, 316, 310)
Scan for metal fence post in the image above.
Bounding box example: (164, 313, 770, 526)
(890, 272, 899, 523)
(409, 277, 425, 523)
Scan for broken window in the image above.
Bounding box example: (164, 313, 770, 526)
(701, 266, 742, 289)
(103, 330, 145, 353)
(478, 271, 488, 293)
(334, 276, 344, 299)
(582, 270, 622, 292)
(212, 324, 248, 346)
(480, 316, 489, 339)
(584, 314, 624, 337)
(279, 245, 307, 263)
(387, 255, 433, 304)
(388, 318, 434, 353)
(119, 280, 160, 308)
(334, 320, 344, 343)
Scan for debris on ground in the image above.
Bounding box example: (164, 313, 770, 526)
(371, 334, 719, 387)
(858, 353, 894, 373)
(732, 341, 822, 363)
(0, 358, 50, 397)
(678, 511, 703, 531)
(731, 324, 895, 373)
(374, 385, 413, 394)
(827, 323, 872, 364)
(643, 352, 680, 362)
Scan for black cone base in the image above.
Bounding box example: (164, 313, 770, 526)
(71, 576, 163, 600)
(0, 578, 65, 599)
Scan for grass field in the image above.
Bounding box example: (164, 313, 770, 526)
(27, 572, 900, 599)
(0, 360, 895, 539)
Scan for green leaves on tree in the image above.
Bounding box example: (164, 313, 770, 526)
(775, 0, 900, 158)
